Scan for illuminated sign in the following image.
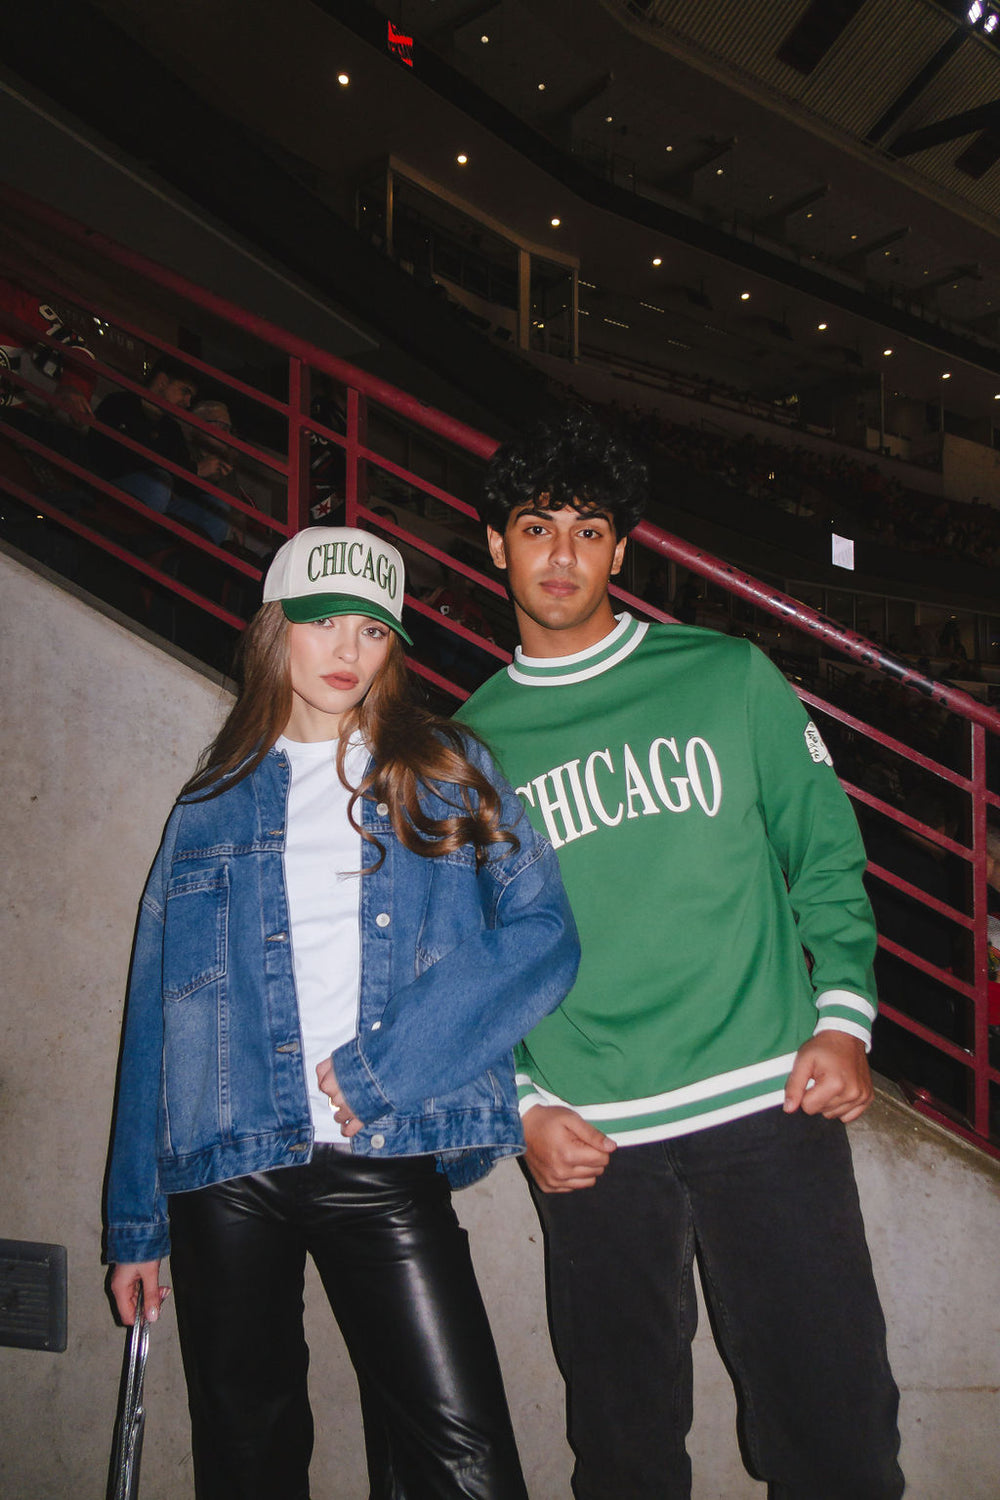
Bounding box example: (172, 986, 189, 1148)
(387, 21, 414, 67)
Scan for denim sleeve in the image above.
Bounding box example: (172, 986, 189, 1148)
(103, 829, 175, 1266)
(332, 775, 580, 1121)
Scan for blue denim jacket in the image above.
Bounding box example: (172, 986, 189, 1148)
(105, 740, 579, 1265)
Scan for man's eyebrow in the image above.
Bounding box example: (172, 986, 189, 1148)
(511, 505, 613, 523)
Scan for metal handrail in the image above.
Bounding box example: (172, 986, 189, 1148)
(1, 180, 995, 1156)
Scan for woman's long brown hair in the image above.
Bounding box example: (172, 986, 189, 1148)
(182, 603, 516, 865)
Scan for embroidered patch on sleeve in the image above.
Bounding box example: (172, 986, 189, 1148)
(804, 720, 833, 766)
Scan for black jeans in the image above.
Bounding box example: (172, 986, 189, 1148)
(168, 1149, 527, 1500)
(531, 1106, 904, 1500)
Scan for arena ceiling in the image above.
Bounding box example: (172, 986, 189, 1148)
(66, 0, 1000, 424)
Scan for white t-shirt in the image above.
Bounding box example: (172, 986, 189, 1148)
(276, 734, 369, 1143)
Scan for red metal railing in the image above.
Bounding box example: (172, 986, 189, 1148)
(0, 183, 996, 1155)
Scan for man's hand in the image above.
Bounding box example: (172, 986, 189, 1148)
(196, 454, 233, 482)
(316, 1057, 363, 1138)
(784, 1031, 873, 1123)
(522, 1104, 616, 1193)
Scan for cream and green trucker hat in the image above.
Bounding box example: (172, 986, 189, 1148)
(263, 525, 412, 644)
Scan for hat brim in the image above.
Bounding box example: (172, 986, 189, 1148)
(280, 594, 412, 646)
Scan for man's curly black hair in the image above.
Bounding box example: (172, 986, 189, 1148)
(480, 407, 648, 536)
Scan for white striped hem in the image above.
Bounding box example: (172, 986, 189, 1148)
(524, 1052, 798, 1123)
(608, 1087, 788, 1145)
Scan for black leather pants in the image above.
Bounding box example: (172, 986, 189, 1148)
(167, 1148, 528, 1500)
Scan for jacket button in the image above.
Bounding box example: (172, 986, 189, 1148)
(371, 1020, 381, 1031)
(371, 1134, 385, 1149)
(375, 912, 390, 928)
(376, 802, 389, 816)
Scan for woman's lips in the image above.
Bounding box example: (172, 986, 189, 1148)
(322, 673, 358, 689)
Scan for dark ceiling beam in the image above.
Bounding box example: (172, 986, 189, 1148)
(775, 0, 866, 76)
(425, 1, 499, 47)
(866, 31, 966, 145)
(659, 137, 736, 198)
(966, 308, 1000, 333)
(954, 128, 1000, 180)
(889, 99, 1000, 157)
(755, 184, 828, 236)
(834, 226, 909, 273)
(908, 263, 981, 301)
(545, 72, 614, 129)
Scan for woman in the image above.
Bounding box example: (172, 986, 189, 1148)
(104, 525, 579, 1500)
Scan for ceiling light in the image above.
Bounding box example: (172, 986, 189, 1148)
(537, 82, 546, 91)
(605, 115, 614, 123)
(716, 167, 724, 176)
(941, 371, 952, 379)
(740, 291, 751, 301)
(480, 34, 489, 43)
(994, 393, 1000, 400)
(652, 256, 662, 266)
(456, 154, 468, 165)
(550, 216, 561, 227)
(806, 212, 813, 218)
(850, 233, 858, 240)
(337, 73, 350, 86)
(883, 348, 893, 356)
(665, 144, 673, 152)
(817, 322, 828, 330)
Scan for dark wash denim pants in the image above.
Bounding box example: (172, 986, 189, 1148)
(167, 1148, 527, 1500)
(531, 1106, 904, 1500)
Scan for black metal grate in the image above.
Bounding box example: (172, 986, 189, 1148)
(0, 1239, 68, 1352)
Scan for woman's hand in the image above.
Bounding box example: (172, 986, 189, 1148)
(109, 1261, 170, 1325)
(316, 1058, 364, 1138)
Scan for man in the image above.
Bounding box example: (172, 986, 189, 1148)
(457, 410, 903, 1500)
(90, 354, 197, 514)
(169, 397, 235, 544)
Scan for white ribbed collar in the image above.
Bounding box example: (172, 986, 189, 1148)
(508, 613, 647, 686)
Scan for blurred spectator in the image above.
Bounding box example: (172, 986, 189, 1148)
(169, 398, 235, 544)
(89, 355, 196, 516)
(0, 273, 95, 436)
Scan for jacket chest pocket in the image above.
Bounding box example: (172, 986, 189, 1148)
(163, 868, 229, 1000)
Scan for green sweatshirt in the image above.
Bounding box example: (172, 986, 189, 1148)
(457, 614, 877, 1143)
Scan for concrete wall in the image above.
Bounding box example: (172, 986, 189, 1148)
(1, 545, 998, 1499)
